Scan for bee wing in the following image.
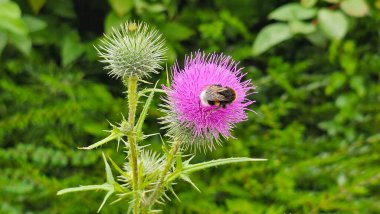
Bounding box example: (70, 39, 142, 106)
(206, 86, 229, 101)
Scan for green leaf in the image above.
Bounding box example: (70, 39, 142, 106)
(179, 174, 201, 192)
(8, 33, 31, 56)
(108, 155, 131, 180)
(135, 1, 166, 14)
(46, 0, 76, 18)
(182, 157, 266, 174)
(0, 2, 28, 36)
(340, 0, 369, 17)
(301, 0, 318, 8)
(350, 75, 365, 97)
(0, 17, 28, 35)
(145, 3, 166, 13)
(78, 132, 121, 150)
(219, 10, 250, 39)
(23, 15, 47, 32)
(102, 152, 115, 184)
(289, 20, 316, 34)
(135, 83, 158, 138)
(252, 23, 293, 56)
(108, 0, 133, 17)
(306, 29, 328, 47)
(57, 183, 112, 195)
(104, 11, 129, 34)
(98, 190, 113, 213)
(198, 21, 224, 40)
(0, 31, 7, 55)
(27, 0, 46, 14)
(58, 154, 117, 213)
(57, 183, 115, 213)
(318, 9, 348, 40)
(61, 33, 84, 66)
(160, 22, 194, 41)
(325, 72, 347, 95)
(268, 3, 317, 21)
(0, 1, 21, 19)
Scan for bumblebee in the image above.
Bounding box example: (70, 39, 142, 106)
(200, 84, 236, 108)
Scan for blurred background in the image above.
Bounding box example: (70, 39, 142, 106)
(1, 0, 379, 213)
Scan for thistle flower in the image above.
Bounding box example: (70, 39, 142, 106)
(96, 21, 165, 79)
(161, 52, 254, 151)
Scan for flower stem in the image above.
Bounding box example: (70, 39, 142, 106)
(126, 75, 140, 213)
(143, 140, 181, 211)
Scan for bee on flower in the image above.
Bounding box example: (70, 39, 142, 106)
(161, 51, 255, 151)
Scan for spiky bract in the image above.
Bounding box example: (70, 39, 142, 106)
(97, 21, 166, 79)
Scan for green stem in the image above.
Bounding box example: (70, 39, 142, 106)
(126, 75, 140, 214)
(143, 140, 181, 211)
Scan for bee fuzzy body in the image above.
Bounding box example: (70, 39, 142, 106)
(200, 84, 236, 108)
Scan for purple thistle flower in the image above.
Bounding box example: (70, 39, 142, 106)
(161, 51, 255, 151)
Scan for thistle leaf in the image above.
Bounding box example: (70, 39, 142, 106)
(57, 154, 118, 212)
(57, 183, 112, 195)
(78, 132, 121, 150)
(160, 135, 169, 156)
(97, 190, 114, 213)
(168, 186, 181, 201)
(179, 174, 201, 192)
(135, 81, 158, 139)
(102, 152, 115, 184)
(182, 157, 266, 174)
(110, 191, 134, 205)
(108, 155, 131, 180)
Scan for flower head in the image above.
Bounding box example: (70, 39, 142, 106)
(161, 52, 254, 151)
(119, 150, 165, 187)
(97, 21, 165, 79)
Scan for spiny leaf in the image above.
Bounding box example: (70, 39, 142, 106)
(78, 132, 122, 150)
(108, 155, 131, 180)
(168, 186, 181, 201)
(57, 183, 112, 195)
(110, 192, 134, 205)
(135, 81, 158, 138)
(182, 157, 266, 174)
(102, 152, 115, 184)
(98, 190, 114, 213)
(180, 174, 201, 192)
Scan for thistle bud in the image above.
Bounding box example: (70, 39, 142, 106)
(97, 21, 166, 79)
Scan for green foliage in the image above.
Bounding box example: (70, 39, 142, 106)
(253, 0, 371, 55)
(1, 0, 379, 213)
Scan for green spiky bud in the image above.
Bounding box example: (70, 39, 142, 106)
(97, 21, 166, 79)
